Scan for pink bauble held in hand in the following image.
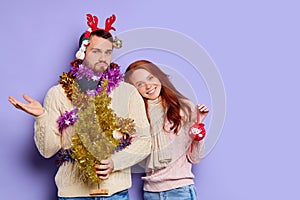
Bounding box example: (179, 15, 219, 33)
(189, 123, 206, 141)
(189, 106, 206, 141)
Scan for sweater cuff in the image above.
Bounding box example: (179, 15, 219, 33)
(34, 110, 47, 120)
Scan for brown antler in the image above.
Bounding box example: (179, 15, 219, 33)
(86, 14, 99, 31)
(105, 14, 116, 32)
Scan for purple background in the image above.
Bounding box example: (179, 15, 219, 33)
(1, 0, 299, 199)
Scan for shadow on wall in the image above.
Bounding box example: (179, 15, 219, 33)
(21, 137, 58, 200)
(129, 172, 144, 200)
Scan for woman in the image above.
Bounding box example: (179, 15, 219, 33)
(125, 60, 209, 200)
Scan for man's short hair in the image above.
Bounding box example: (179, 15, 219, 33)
(79, 29, 113, 48)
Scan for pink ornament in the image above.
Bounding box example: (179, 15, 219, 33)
(189, 108, 206, 141)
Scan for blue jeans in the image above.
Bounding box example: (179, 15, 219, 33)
(144, 185, 197, 200)
(58, 189, 129, 200)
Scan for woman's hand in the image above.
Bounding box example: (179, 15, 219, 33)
(8, 94, 44, 117)
(197, 104, 209, 123)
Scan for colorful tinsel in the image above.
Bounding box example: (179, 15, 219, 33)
(57, 62, 136, 184)
(55, 148, 74, 167)
(70, 64, 102, 82)
(57, 108, 78, 134)
(59, 72, 75, 100)
(68, 63, 124, 96)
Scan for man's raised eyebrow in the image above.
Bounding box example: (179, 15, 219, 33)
(91, 47, 112, 52)
(91, 48, 101, 51)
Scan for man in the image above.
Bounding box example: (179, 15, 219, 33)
(8, 14, 151, 199)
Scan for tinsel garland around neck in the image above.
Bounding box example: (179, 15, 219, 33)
(59, 61, 124, 102)
(57, 61, 136, 184)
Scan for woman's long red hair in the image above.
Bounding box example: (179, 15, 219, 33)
(125, 60, 191, 134)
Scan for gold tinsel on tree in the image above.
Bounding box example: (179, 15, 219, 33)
(71, 81, 89, 109)
(71, 80, 136, 184)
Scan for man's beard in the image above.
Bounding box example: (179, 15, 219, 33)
(83, 60, 108, 73)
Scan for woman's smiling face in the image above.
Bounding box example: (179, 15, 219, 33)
(129, 69, 162, 100)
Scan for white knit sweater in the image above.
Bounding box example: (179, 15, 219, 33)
(34, 82, 151, 197)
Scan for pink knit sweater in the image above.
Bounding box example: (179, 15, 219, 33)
(142, 99, 205, 192)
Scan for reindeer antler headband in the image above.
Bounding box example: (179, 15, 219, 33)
(75, 14, 122, 60)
